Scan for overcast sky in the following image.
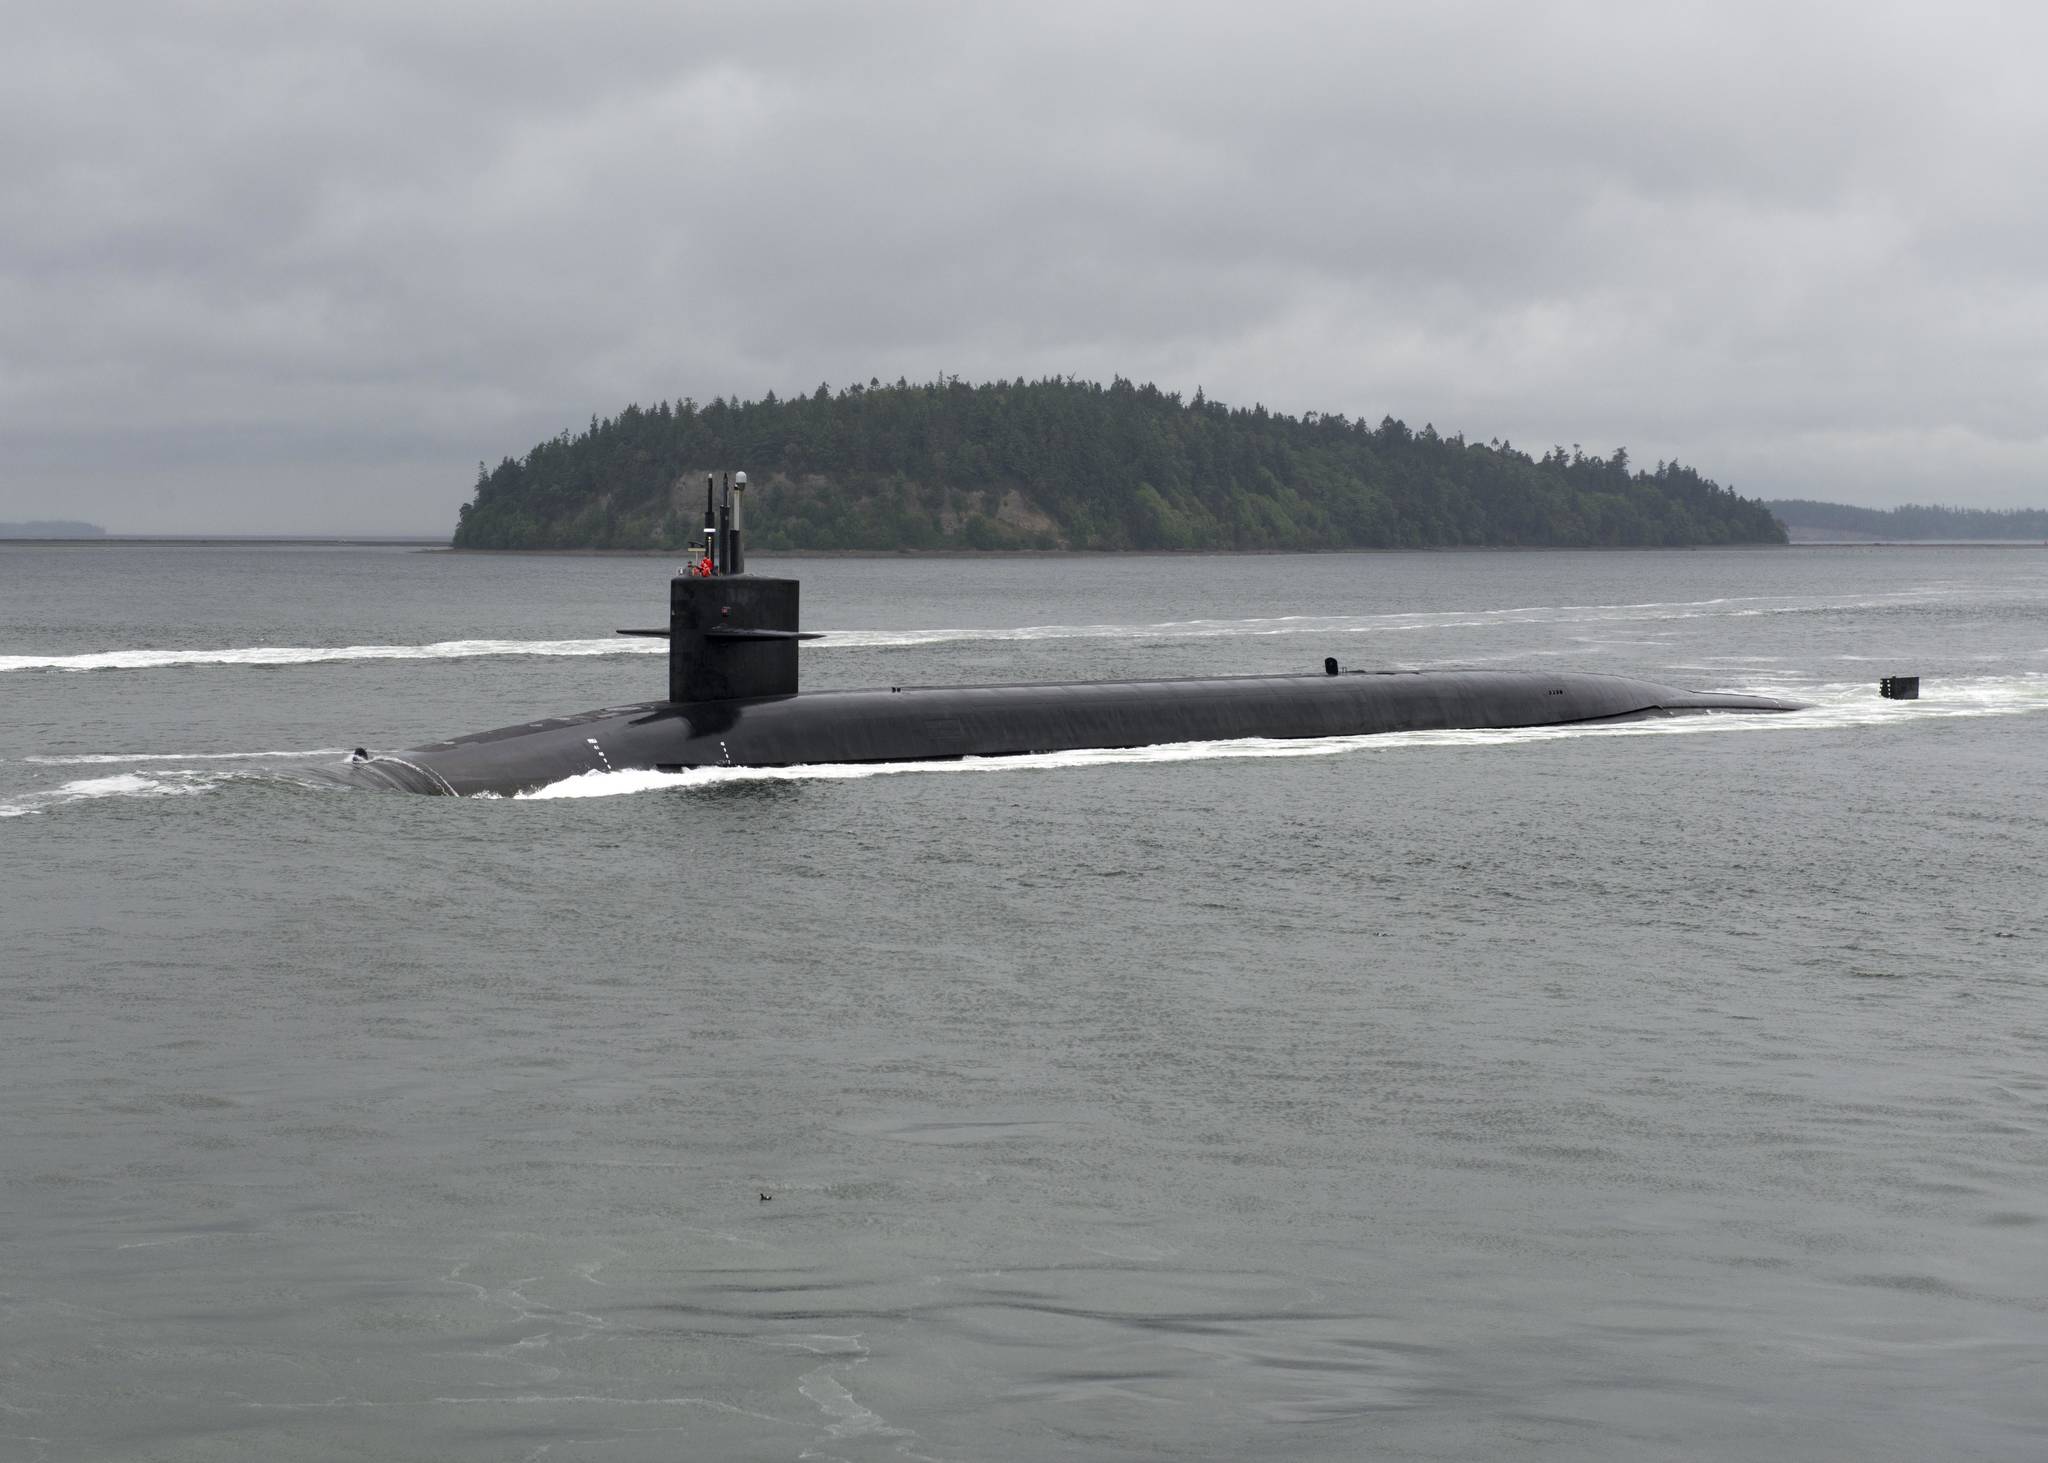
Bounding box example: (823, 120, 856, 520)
(5, 1, 2044, 533)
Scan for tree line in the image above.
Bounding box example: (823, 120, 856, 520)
(453, 376, 1787, 551)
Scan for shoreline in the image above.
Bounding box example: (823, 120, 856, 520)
(431, 542, 1801, 558)
(9, 537, 2043, 555)
(1, 535, 449, 548)
(428, 539, 2045, 557)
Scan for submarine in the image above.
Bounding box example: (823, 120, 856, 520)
(346, 471, 1802, 797)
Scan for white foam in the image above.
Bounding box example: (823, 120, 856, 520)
(0, 770, 222, 818)
(811, 590, 1939, 650)
(0, 588, 1953, 671)
(0, 639, 665, 673)
(510, 673, 2048, 802)
(519, 766, 703, 799)
(22, 748, 347, 765)
(799, 1368, 889, 1439)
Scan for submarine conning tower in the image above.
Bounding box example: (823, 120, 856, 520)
(669, 571, 806, 701)
(619, 470, 819, 704)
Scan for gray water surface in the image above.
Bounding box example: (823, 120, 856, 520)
(3, 545, 2046, 1460)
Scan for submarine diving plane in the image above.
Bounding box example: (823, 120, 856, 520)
(347, 471, 1801, 797)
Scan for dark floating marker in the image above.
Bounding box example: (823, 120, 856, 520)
(759, 1192, 772, 1202)
(341, 466, 1808, 796)
(1880, 676, 1921, 700)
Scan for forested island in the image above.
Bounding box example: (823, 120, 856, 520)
(0, 519, 105, 538)
(1767, 499, 2048, 541)
(453, 377, 1787, 552)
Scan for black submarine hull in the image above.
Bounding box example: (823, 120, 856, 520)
(348, 670, 1801, 797)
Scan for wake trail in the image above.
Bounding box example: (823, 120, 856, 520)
(0, 771, 226, 818)
(0, 639, 666, 673)
(0, 588, 1954, 672)
(0, 761, 345, 818)
(821, 589, 1946, 649)
(22, 748, 349, 765)
(0, 586, 1949, 667)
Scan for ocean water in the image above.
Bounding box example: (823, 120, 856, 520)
(2, 542, 2045, 1461)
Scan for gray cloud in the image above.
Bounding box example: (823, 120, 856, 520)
(4, 0, 2044, 531)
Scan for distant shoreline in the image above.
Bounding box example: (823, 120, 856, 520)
(430, 543, 1800, 558)
(1779, 536, 2048, 547)
(430, 540, 2040, 557)
(7, 537, 2040, 554)
(2, 535, 450, 547)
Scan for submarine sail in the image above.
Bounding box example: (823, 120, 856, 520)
(348, 470, 1801, 796)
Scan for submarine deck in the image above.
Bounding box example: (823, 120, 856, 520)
(358, 668, 1802, 796)
(412, 666, 1544, 751)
